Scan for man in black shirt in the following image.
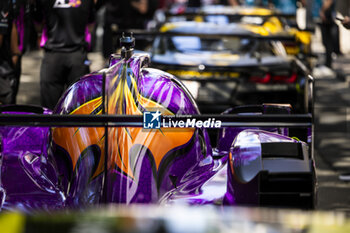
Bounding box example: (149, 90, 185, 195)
(35, 0, 95, 109)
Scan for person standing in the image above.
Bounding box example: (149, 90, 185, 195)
(10, 0, 31, 104)
(34, 0, 95, 110)
(319, 0, 339, 68)
(0, 0, 21, 105)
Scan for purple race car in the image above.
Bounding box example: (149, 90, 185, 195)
(0, 36, 316, 212)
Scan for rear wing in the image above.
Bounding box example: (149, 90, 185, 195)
(0, 112, 312, 128)
(115, 29, 296, 42)
(164, 9, 295, 20)
(161, 8, 314, 32)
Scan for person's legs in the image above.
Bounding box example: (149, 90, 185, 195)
(332, 23, 341, 55)
(66, 49, 90, 87)
(0, 76, 13, 104)
(325, 38, 333, 68)
(321, 23, 334, 68)
(40, 51, 66, 110)
(102, 23, 114, 60)
(11, 55, 22, 104)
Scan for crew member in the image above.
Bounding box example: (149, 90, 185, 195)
(34, 0, 95, 110)
(320, 0, 339, 68)
(0, 0, 21, 104)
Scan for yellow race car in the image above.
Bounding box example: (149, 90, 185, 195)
(149, 21, 313, 114)
(163, 5, 312, 65)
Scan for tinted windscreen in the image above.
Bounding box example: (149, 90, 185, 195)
(170, 36, 255, 53)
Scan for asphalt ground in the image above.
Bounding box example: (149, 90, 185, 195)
(313, 54, 350, 212)
(13, 45, 350, 213)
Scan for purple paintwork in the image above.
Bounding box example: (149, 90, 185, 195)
(226, 129, 307, 205)
(104, 53, 212, 204)
(0, 51, 313, 211)
(0, 109, 65, 211)
(216, 105, 291, 155)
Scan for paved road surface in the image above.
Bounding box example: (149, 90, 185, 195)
(314, 55, 350, 212)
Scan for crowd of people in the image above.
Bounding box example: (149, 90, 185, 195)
(1, 0, 350, 109)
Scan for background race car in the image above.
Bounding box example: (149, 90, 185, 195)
(161, 5, 313, 64)
(149, 21, 313, 114)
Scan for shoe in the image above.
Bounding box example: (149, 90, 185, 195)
(339, 173, 350, 181)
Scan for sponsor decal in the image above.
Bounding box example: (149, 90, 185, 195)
(1, 12, 9, 18)
(54, 0, 81, 8)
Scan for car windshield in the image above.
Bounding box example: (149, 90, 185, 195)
(170, 36, 255, 53)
